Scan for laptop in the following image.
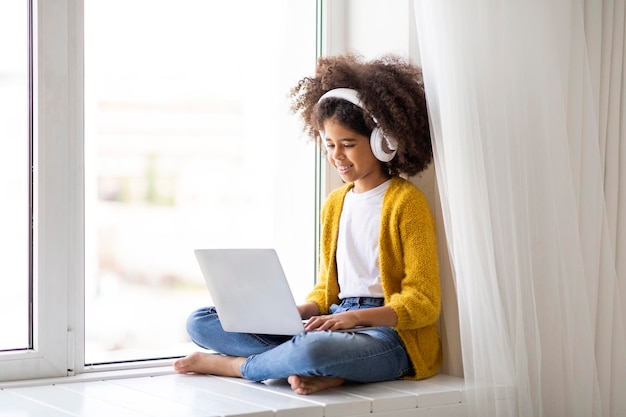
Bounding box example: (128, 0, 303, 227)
(194, 248, 376, 335)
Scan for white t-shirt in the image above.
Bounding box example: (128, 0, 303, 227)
(337, 179, 391, 299)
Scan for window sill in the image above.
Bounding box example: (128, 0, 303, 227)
(1, 371, 475, 417)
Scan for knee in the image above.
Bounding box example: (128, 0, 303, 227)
(292, 332, 345, 367)
(185, 306, 218, 341)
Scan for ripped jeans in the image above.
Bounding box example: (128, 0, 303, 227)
(185, 297, 412, 382)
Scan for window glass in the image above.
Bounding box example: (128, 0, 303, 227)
(0, 2, 30, 351)
(85, 0, 317, 363)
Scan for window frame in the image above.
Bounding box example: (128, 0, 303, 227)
(0, 0, 84, 381)
(0, 0, 328, 383)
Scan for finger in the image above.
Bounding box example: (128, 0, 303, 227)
(304, 317, 323, 331)
(319, 320, 338, 331)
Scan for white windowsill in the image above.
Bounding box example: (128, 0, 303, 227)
(0, 361, 176, 389)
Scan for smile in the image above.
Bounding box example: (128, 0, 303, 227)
(336, 164, 353, 173)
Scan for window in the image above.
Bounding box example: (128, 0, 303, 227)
(0, 1, 30, 352)
(0, 0, 320, 381)
(83, 0, 318, 364)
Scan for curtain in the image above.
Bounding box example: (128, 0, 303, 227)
(413, 1, 626, 416)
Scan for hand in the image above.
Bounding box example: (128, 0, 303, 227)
(304, 312, 358, 332)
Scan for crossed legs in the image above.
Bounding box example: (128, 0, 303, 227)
(176, 306, 410, 395)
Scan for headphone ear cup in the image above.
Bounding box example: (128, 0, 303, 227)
(370, 127, 398, 162)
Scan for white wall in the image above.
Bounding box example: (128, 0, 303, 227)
(323, 0, 463, 377)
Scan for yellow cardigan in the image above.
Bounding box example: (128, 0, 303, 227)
(305, 176, 442, 379)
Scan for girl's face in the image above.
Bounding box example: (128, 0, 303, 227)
(322, 119, 389, 193)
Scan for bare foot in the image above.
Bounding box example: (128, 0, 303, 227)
(173, 352, 245, 377)
(287, 375, 345, 395)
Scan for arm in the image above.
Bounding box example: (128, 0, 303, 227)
(384, 184, 441, 330)
(297, 302, 320, 320)
(303, 185, 347, 315)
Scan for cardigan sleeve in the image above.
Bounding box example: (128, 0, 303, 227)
(381, 179, 441, 330)
(304, 184, 348, 314)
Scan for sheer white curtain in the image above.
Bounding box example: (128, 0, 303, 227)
(413, 1, 626, 416)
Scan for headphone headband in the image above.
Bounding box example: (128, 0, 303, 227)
(318, 88, 365, 109)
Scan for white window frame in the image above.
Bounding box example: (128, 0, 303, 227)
(0, 0, 84, 381)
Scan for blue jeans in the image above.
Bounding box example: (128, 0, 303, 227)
(186, 297, 412, 382)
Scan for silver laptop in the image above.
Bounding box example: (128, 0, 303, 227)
(194, 248, 376, 335)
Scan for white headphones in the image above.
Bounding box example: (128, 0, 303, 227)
(317, 88, 398, 162)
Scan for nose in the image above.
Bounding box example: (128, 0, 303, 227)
(329, 147, 345, 161)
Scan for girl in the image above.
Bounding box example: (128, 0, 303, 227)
(174, 53, 442, 395)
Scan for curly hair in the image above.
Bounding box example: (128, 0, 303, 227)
(289, 53, 432, 177)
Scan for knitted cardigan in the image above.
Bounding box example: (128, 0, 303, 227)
(305, 176, 442, 379)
